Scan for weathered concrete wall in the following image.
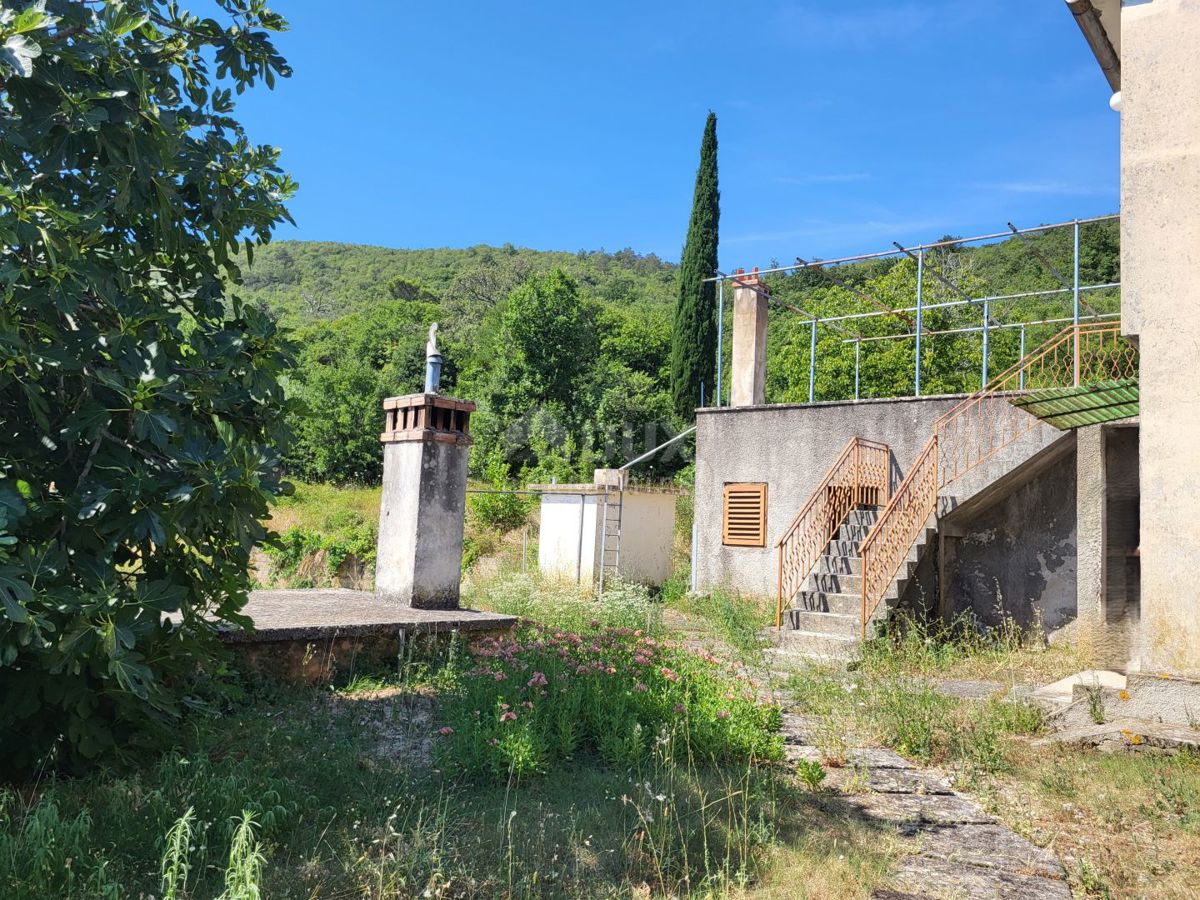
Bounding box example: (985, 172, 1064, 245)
(1121, 0, 1200, 676)
(695, 396, 966, 596)
(1076, 425, 1106, 656)
(695, 394, 1064, 601)
(615, 492, 676, 585)
(1076, 423, 1141, 669)
(941, 452, 1078, 638)
(538, 493, 600, 583)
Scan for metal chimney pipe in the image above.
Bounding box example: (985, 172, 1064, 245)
(424, 322, 442, 393)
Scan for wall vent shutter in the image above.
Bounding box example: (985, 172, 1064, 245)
(722, 483, 767, 547)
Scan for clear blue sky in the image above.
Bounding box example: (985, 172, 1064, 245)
(233, 0, 1118, 269)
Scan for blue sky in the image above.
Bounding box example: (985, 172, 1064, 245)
(233, 1, 1119, 268)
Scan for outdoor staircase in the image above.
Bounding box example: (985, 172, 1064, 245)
(769, 323, 1138, 666)
(774, 506, 936, 662)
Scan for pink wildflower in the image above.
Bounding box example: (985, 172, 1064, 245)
(661, 667, 680, 683)
(522, 700, 534, 709)
(717, 710, 730, 720)
(528, 671, 548, 687)
(500, 711, 518, 722)
(438, 726, 454, 736)
(673, 703, 686, 714)
(606, 666, 617, 675)
(634, 682, 648, 693)
(494, 671, 507, 682)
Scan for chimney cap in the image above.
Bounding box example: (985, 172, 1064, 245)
(730, 266, 768, 293)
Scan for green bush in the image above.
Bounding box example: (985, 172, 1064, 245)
(263, 518, 376, 587)
(434, 623, 783, 779)
(0, 0, 296, 772)
(468, 446, 534, 534)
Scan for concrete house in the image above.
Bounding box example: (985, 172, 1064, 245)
(693, 0, 1199, 696)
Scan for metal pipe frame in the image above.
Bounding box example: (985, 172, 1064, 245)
(796, 255, 913, 326)
(703, 213, 1118, 283)
(715, 277, 725, 407)
(840, 311, 1120, 344)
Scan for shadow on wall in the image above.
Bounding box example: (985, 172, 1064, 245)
(941, 452, 1079, 639)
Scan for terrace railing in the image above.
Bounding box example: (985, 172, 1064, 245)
(776, 437, 890, 628)
(860, 322, 1137, 636)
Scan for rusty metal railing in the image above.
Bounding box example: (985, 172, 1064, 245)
(859, 436, 937, 638)
(934, 321, 1137, 488)
(860, 322, 1138, 636)
(776, 437, 890, 628)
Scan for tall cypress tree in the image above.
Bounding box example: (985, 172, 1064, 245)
(670, 112, 720, 421)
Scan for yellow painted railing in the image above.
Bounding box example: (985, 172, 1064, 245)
(776, 437, 890, 628)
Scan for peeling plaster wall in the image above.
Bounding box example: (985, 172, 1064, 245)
(943, 453, 1078, 637)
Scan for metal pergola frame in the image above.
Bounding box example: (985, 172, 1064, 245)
(709, 214, 1120, 405)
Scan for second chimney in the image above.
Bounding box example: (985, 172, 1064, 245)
(729, 268, 768, 406)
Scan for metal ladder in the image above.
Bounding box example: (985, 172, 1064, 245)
(597, 488, 623, 595)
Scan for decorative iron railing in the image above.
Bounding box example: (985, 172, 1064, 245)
(860, 322, 1138, 636)
(859, 437, 937, 637)
(776, 437, 890, 628)
(935, 321, 1137, 488)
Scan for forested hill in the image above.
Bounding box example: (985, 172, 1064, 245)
(253, 221, 1120, 486)
(239, 241, 678, 324)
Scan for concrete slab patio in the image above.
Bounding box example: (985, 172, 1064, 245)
(223, 589, 515, 642)
(215, 589, 515, 682)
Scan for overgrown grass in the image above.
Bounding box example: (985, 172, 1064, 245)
(786, 618, 1200, 898)
(976, 746, 1200, 899)
(436, 624, 782, 779)
(666, 588, 773, 662)
(468, 573, 665, 636)
(2, 573, 880, 898)
(858, 611, 1086, 684)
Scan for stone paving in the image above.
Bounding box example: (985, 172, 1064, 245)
(777, 706, 1072, 899)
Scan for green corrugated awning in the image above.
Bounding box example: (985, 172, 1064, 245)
(1009, 378, 1139, 429)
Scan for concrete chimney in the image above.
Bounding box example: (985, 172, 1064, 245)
(729, 267, 768, 407)
(374, 393, 475, 609)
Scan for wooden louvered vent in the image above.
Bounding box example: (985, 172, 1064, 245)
(722, 483, 767, 547)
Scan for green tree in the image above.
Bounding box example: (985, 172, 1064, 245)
(287, 301, 439, 483)
(670, 112, 720, 420)
(0, 1, 296, 772)
(466, 270, 594, 472)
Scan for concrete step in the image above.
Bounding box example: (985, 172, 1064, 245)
(838, 523, 872, 542)
(776, 629, 857, 661)
(786, 609, 859, 637)
(793, 590, 861, 617)
(807, 571, 862, 594)
(1034, 719, 1200, 752)
(844, 507, 881, 527)
(826, 537, 861, 557)
(817, 555, 862, 576)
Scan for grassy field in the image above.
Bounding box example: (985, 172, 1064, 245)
(0, 576, 897, 899)
(4, 504, 1197, 898)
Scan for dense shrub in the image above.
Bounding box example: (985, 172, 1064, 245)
(263, 519, 376, 588)
(435, 624, 783, 779)
(0, 1, 296, 772)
